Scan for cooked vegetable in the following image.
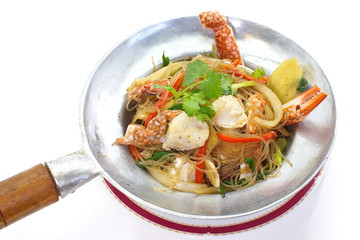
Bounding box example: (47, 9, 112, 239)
(219, 184, 226, 198)
(222, 64, 269, 83)
(251, 84, 283, 128)
(195, 142, 207, 184)
(129, 145, 141, 161)
(117, 55, 327, 196)
(204, 158, 220, 188)
(147, 167, 209, 191)
(267, 58, 303, 103)
(115, 10, 328, 197)
(216, 131, 277, 143)
(194, 186, 219, 194)
(162, 52, 170, 67)
(127, 61, 185, 93)
(244, 158, 255, 171)
(206, 124, 219, 153)
(275, 138, 287, 165)
(251, 66, 266, 78)
(231, 81, 257, 94)
(183, 59, 210, 86)
(155, 59, 237, 122)
(144, 90, 171, 127)
(256, 170, 269, 180)
(223, 178, 247, 186)
(296, 77, 308, 93)
(147, 151, 170, 161)
(144, 73, 184, 127)
(135, 151, 170, 168)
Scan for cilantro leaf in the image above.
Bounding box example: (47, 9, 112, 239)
(162, 52, 170, 67)
(199, 70, 222, 100)
(167, 59, 231, 122)
(245, 158, 255, 171)
(251, 67, 266, 78)
(167, 103, 183, 110)
(219, 73, 233, 95)
(182, 95, 201, 116)
(183, 59, 209, 86)
(190, 92, 207, 105)
(296, 77, 308, 93)
(197, 105, 215, 122)
(181, 93, 214, 122)
(196, 113, 208, 123)
(199, 105, 215, 116)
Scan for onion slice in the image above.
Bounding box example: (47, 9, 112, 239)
(251, 84, 283, 128)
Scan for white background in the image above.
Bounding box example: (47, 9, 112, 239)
(0, 0, 357, 239)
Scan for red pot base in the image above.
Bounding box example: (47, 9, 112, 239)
(104, 171, 320, 235)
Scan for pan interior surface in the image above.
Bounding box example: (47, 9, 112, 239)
(81, 17, 336, 218)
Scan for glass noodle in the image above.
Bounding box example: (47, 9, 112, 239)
(124, 55, 290, 194)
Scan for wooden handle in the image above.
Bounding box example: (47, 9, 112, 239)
(0, 164, 59, 229)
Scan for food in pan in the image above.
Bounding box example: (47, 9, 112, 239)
(115, 11, 327, 196)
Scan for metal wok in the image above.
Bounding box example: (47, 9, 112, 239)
(0, 16, 336, 228)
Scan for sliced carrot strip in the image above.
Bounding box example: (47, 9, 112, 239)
(216, 131, 277, 143)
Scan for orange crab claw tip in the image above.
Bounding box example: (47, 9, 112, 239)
(303, 85, 321, 100)
(282, 85, 328, 125)
(283, 85, 325, 109)
(302, 91, 328, 115)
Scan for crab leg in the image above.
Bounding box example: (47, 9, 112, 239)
(282, 85, 327, 125)
(116, 110, 182, 146)
(199, 11, 243, 65)
(127, 79, 170, 102)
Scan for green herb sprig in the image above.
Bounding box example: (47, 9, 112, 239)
(154, 59, 236, 122)
(135, 151, 170, 168)
(296, 77, 308, 93)
(244, 158, 255, 171)
(251, 66, 266, 78)
(162, 52, 170, 67)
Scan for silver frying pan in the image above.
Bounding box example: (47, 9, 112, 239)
(0, 16, 336, 228)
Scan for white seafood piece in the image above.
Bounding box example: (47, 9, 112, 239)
(163, 112, 209, 151)
(212, 95, 248, 128)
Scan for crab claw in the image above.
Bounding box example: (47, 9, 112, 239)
(282, 85, 327, 126)
(199, 11, 243, 64)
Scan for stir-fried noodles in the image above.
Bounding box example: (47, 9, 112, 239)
(115, 11, 327, 196)
(116, 55, 314, 195)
